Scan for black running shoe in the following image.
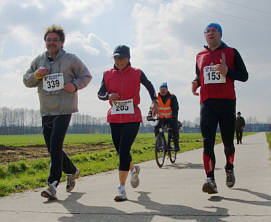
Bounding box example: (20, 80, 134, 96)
(202, 178, 218, 194)
(226, 169, 235, 188)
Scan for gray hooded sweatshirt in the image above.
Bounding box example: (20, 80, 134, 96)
(23, 49, 92, 116)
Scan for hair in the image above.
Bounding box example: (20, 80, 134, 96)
(44, 24, 65, 42)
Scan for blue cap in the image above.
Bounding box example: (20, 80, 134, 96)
(113, 45, 130, 58)
(160, 82, 168, 89)
(205, 23, 222, 37)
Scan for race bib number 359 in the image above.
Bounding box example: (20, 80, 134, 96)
(203, 66, 226, 84)
(111, 99, 135, 115)
(43, 73, 64, 92)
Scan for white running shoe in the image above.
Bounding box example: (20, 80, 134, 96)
(41, 183, 57, 200)
(66, 168, 80, 192)
(130, 165, 140, 188)
(114, 185, 127, 202)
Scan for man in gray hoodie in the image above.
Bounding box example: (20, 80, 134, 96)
(23, 25, 92, 200)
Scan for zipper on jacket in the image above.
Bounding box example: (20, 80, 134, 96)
(120, 70, 124, 123)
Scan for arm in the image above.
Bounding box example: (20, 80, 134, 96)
(227, 49, 248, 82)
(98, 76, 109, 101)
(23, 58, 40, 88)
(171, 94, 179, 119)
(191, 64, 200, 96)
(71, 55, 92, 90)
(140, 71, 158, 116)
(140, 71, 157, 102)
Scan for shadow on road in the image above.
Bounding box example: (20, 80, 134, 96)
(50, 191, 230, 222)
(209, 188, 271, 207)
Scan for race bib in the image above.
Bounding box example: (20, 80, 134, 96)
(203, 66, 226, 84)
(111, 99, 135, 115)
(43, 73, 64, 92)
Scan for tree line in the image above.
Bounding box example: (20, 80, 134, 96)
(0, 107, 270, 135)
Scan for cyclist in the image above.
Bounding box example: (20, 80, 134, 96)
(154, 82, 180, 152)
(98, 45, 158, 201)
(192, 23, 248, 194)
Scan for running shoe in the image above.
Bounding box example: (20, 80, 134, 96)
(41, 183, 57, 200)
(114, 186, 127, 202)
(130, 165, 140, 188)
(226, 169, 235, 188)
(66, 168, 80, 192)
(202, 178, 218, 194)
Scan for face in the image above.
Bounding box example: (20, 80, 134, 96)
(114, 56, 129, 70)
(160, 87, 168, 96)
(204, 27, 221, 48)
(45, 32, 63, 56)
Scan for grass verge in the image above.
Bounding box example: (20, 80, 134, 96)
(0, 132, 253, 197)
(266, 132, 271, 150)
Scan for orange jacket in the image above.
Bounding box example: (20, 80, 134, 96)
(157, 93, 172, 118)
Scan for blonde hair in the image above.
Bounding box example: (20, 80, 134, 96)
(44, 24, 65, 42)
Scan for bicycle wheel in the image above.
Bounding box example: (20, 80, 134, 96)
(155, 133, 166, 168)
(168, 133, 177, 163)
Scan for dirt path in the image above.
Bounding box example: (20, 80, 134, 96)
(0, 144, 111, 164)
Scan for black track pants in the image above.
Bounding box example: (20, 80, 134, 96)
(110, 122, 140, 171)
(200, 99, 236, 179)
(42, 114, 76, 186)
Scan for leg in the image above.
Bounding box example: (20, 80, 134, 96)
(200, 101, 218, 180)
(169, 118, 180, 151)
(47, 115, 75, 186)
(218, 101, 236, 171)
(118, 122, 140, 183)
(218, 100, 236, 188)
(240, 130, 243, 143)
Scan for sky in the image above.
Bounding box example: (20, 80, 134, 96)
(0, 0, 270, 123)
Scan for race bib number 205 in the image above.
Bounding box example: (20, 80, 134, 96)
(203, 66, 226, 84)
(43, 73, 64, 92)
(111, 99, 135, 115)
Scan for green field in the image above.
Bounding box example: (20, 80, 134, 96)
(266, 132, 271, 149)
(0, 132, 253, 197)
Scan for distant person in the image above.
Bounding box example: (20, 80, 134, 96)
(98, 45, 158, 201)
(154, 82, 180, 151)
(23, 25, 92, 200)
(236, 112, 245, 144)
(191, 23, 248, 194)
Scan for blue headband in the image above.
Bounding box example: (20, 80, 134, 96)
(205, 23, 222, 37)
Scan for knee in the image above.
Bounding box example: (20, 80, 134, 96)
(119, 153, 131, 171)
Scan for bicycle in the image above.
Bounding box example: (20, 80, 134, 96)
(147, 117, 177, 168)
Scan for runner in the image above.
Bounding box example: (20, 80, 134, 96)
(236, 111, 245, 144)
(23, 25, 92, 200)
(191, 23, 248, 194)
(154, 82, 180, 151)
(98, 45, 158, 201)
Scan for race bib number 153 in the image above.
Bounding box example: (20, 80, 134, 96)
(203, 66, 226, 84)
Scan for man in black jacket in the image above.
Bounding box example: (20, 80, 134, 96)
(154, 82, 180, 151)
(236, 112, 245, 144)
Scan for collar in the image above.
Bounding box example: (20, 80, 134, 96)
(114, 62, 131, 71)
(204, 41, 227, 51)
(46, 48, 65, 60)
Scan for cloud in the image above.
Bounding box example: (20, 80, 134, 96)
(59, 0, 113, 24)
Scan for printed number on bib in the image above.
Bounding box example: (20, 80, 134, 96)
(204, 66, 226, 84)
(111, 99, 135, 114)
(43, 73, 64, 92)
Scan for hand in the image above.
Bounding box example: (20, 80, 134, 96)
(214, 53, 228, 77)
(109, 93, 120, 102)
(152, 101, 158, 117)
(64, 82, 76, 93)
(35, 67, 48, 78)
(192, 81, 199, 96)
